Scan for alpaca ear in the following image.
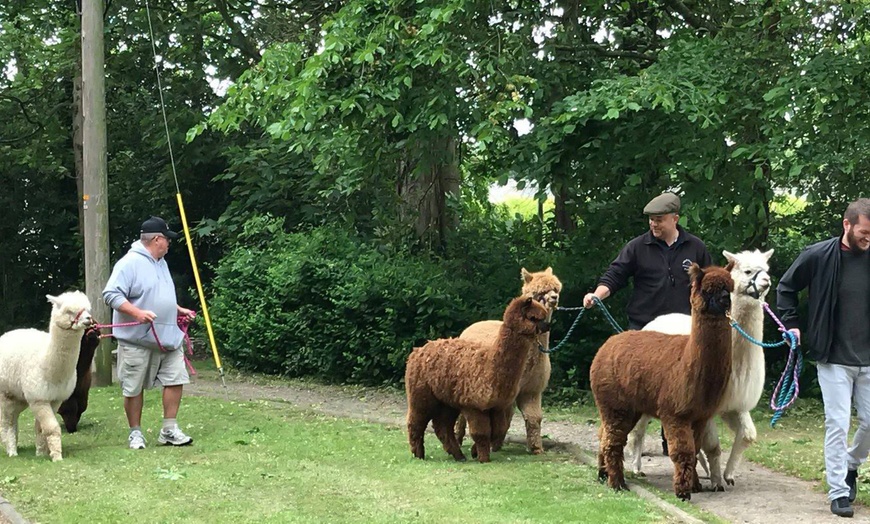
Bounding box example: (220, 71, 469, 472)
(544, 267, 553, 275)
(762, 249, 774, 261)
(724, 260, 736, 272)
(723, 250, 737, 264)
(688, 263, 703, 288)
(46, 294, 60, 307)
(521, 268, 532, 283)
(520, 296, 534, 312)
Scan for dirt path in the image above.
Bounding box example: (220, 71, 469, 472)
(187, 375, 862, 524)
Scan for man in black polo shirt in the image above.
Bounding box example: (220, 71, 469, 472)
(777, 198, 870, 518)
(583, 192, 713, 456)
(583, 192, 713, 330)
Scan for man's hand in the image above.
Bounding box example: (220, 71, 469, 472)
(178, 307, 196, 320)
(787, 328, 801, 346)
(583, 293, 598, 309)
(134, 309, 157, 324)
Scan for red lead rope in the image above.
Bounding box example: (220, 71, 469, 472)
(94, 315, 197, 376)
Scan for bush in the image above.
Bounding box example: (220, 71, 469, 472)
(209, 217, 487, 385)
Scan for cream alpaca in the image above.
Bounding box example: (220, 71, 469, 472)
(631, 249, 772, 489)
(0, 291, 94, 461)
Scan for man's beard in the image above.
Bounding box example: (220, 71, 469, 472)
(846, 228, 870, 252)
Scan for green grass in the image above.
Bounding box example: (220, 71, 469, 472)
(0, 388, 675, 524)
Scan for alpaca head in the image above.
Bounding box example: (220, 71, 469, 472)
(503, 296, 551, 336)
(688, 264, 733, 317)
(521, 267, 562, 308)
(47, 291, 94, 331)
(723, 249, 774, 301)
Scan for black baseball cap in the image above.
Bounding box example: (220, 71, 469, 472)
(140, 216, 180, 239)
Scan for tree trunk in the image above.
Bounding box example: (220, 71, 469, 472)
(397, 135, 460, 250)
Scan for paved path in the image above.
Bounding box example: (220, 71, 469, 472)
(187, 375, 867, 524)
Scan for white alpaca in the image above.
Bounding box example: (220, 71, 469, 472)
(0, 292, 94, 461)
(628, 249, 773, 490)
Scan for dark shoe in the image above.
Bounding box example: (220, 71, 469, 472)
(661, 427, 669, 456)
(847, 469, 858, 503)
(831, 497, 854, 518)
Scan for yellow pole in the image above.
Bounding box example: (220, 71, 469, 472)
(176, 192, 226, 387)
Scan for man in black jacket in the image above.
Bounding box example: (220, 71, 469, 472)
(583, 192, 713, 456)
(777, 198, 870, 518)
(583, 192, 713, 329)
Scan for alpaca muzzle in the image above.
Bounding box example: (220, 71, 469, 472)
(744, 270, 771, 300)
(536, 320, 550, 334)
(71, 309, 95, 329)
(707, 291, 731, 316)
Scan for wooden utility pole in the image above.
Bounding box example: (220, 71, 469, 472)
(82, 0, 113, 386)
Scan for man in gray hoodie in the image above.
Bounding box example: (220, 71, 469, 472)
(103, 216, 196, 450)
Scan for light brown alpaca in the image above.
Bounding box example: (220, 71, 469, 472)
(456, 267, 561, 454)
(590, 264, 733, 500)
(405, 296, 550, 463)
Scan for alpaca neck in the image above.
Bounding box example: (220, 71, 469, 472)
(43, 323, 85, 384)
(684, 313, 732, 410)
(730, 295, 764, 358)
(490, 325, 536, 396)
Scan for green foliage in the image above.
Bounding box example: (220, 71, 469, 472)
(209, 217, 472, 383)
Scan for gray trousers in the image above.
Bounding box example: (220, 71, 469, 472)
(818, 363, 870, 501)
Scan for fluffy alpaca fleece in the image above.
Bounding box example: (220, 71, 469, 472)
(0, 292, 95, 461)
(58, 327, 101, 433)
(405, 296, 550, 463)
(591, 264, 733, 500)
(456, 267, 562, 454)
(630, 249, 773, 490)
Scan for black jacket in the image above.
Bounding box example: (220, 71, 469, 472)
(776, 236, 869, 362)
(599, 226, 713, 328)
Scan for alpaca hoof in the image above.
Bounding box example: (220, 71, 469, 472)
(530, 448, 544, 455)
(632, 470, 646, 478)
(453, 454, 467, 462)
(471, 445, 478, 459)
(725, 477, 735, 486)
(692, 482, 703, 493)
(6, 451, 17, 457)
(677, 492, 691, 501)
(598, 468, 608, 483)
(711, 484, 725, 492)
(51, 455, 63, 462)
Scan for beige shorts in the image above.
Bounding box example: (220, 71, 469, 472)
(117, 344, 190, 397)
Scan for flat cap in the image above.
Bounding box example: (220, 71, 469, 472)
(643, 192, 681, 215)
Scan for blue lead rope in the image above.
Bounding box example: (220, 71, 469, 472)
(540, 297, 624, 354)
(730, 319, 802, 427)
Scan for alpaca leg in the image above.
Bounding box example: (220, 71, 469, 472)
(698, 417, 724, 491)
(464, 409, 493, 463)
(722, 410, 755, 486)
(597, 424, 608, 483)
(0, 398, 24, 457)
(34, 416, 47, 456)
(432, 407, 466, 461)
(663, 420, 696, 500)
(490, 407, 513, 453)
(32, 402, 63, 461)
(516, 392, 544, 454)
(407, 407, 432, 460)
(600, 420, 631, 492)
(626, 414, 651, 475)
(454, 414, 467, 446)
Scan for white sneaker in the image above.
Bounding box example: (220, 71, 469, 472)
(128, 430, 146, 450)
(157, 426, 193, 446)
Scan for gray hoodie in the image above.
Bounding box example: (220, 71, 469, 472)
(103, 240, 183, 351)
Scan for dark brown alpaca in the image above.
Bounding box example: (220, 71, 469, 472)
(57, 327, 100, 433)
(405, 296, 549, 463)
(590, 263, 733, 500)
